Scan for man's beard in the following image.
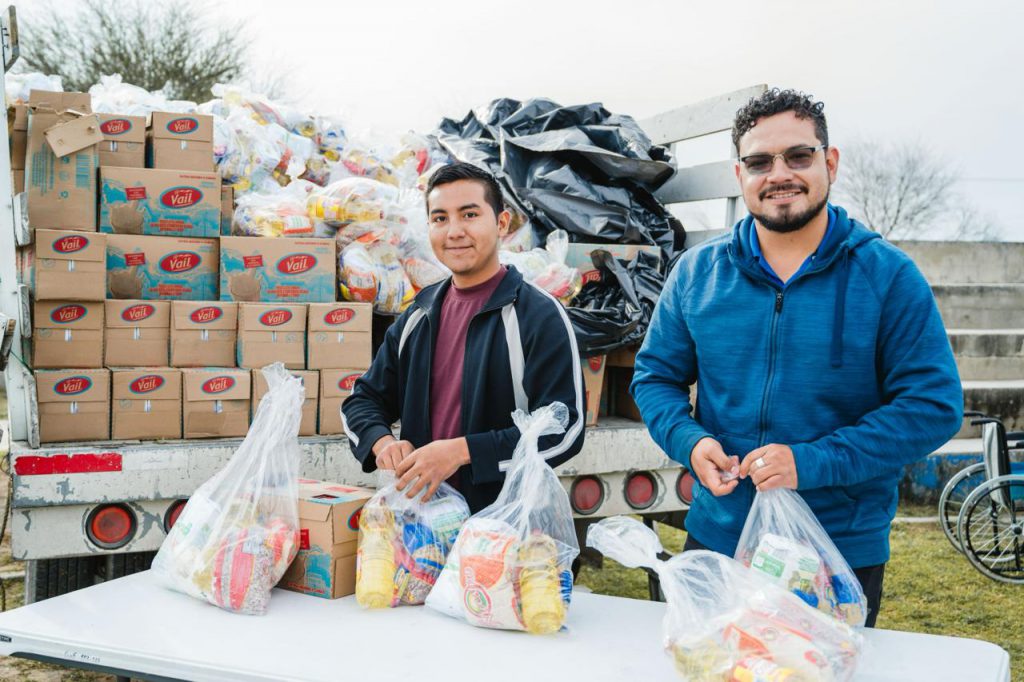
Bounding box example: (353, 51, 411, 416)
(751, 186, 830, 234)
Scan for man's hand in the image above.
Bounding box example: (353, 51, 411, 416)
(395, 438, 471, 502)
(740, 443, 798, 491)
(372, 436, 415, 471)
(690, 437, 740, 496)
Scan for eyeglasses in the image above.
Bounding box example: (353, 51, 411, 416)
(739, 145, 827, 175)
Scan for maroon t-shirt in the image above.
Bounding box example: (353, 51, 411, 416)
(430, 267, 508, 445)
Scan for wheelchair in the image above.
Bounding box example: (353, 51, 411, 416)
(938, 411, 1024, 583)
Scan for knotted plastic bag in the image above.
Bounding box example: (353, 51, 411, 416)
(355, 471, 470, 608)
(152, 363, 303, 615)
(735, 489, 868, 626)
(426, 403, 579, 634)
(587, 516, 863, 682)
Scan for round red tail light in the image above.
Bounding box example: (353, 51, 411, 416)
(164, 499, 189, 532)
(570, 476, 604, 515)
(86, 504, 136, 549)
(625, 471, 658, 510)
(676, 471, 696, 505)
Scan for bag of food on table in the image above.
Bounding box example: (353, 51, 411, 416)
(735, 488, 868, 626)
(426, 403, 579, 634)
(152, 363, 303, 615)
(587, 516, 864, 682)
(356, 471, 470, 608)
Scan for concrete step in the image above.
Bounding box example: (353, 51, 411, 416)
(956, 379, 1024, 438)
(893, 240, 1024, 285)
(931, 283, 1024, 329)
(947, 329, 1024, 381)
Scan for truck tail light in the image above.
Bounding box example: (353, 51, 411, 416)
(570, 476, 604, 515)
(86, 504, 136, 549)
(164, 499, 189, 532)
(625, 471, 657, 510)
(676, 470, 695, 505)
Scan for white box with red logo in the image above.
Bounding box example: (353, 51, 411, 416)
(98, 114, 146, 168)
(237, 303, 307, 369)
(170, 301, 238, 367)
(111, 368, 182, 440)
(35, 368, 111, 443)
(318, 368, 364, 435)
(106, 234, 219, 301)
(32, 301, 104, 369)
(306, 302, 372, 370)
(181, 368, 250, 439)
(30, 229, 107, 301)
(220, 236, 336, 303)
(105, 300, 171, 367)
(147, 112, 214, 172)
(99, 167, 220, 238)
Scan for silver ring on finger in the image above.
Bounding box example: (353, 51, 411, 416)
(755, 456, 769, 470)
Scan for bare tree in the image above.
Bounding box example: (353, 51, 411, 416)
(19, 0, 252, 104)
(834, 139, 1001, 240)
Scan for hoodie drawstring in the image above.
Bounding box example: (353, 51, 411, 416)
(830, 248, 850, 368)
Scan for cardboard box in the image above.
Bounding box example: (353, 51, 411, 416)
(237, 303, 307, 369)
(606, 345, 638, 368)
(581, 355, 607, 427)
(170, 301, 238, 367)
(220, 236, 336, 303)
(111, 368, 182, 440)
(306, 303, 373, 370)
(25, 91, 98, 232)
(105, 300, 171, 367)
(182, 368, 250, 439)
(32, 230, 106, 301)
(220, 184, 234, 235)
(565, 243, 662, 286)
(106, 234, 219, 300)
(36, 368, 110, 443)
(33, 301, 104, 368)
(278, 479, 374, 599)
(12, 169, 24, 194)
(606, 366, 642, 422)
(99, 167, 220, 238)
(252, 369, 318, 436)
(10, 104, 27, 170)
(97, 114, 146, 168)
(318, 368, 365, 435)
(147, 112, 214, 171)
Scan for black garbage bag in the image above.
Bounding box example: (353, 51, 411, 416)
(568, 249, 664, 357)
(434, 98, 685, 263)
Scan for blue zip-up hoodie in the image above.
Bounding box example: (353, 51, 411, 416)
(631, 205, 963, 568)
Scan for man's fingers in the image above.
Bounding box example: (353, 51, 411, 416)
(394, 453, 416, 477)
(399, 441, 416, 458)
(405, 473, 429, 500)
(739, 446, 769, 477)
(421, 480, 441, 503)
(705, 445, 735, 472)
(709, 477, 739, 497)
(755, 473, 785, 492)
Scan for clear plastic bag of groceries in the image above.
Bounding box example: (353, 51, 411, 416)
(355, 471, 470, 608)
(735, 489, 868, 626)
(232, 180, 318, 238)
(587, 517, 863, 682)
(426, 403, 579, 634)
(151, 364, 303, 615)
(499, 230, 582, 305)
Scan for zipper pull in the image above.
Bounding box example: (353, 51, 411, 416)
(775, 291, 784, 313)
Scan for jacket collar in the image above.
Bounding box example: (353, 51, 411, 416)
(413, 265, 524, 325)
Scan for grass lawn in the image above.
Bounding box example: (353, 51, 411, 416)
(577, 517, 1022, 681)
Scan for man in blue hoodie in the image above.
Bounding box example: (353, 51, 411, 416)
(631, 89, 963, 627)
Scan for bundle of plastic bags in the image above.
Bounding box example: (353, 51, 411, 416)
(735, 489, 868, 626)
(6, 72, 62, 105)
(89, 74, 195, 115)
(587, 517, 863, 681)
(355, 472, 470, 608)
(152, 364, 303, 615)
(426, 403, 579, 634)
(499, 230, 582, 305)
(231, 179, 324, 238)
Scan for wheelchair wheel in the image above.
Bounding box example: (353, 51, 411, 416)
(939, 462, 987, 553)
(956, 475, 1024, 584)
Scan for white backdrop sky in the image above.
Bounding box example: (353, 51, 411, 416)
(35, 0, 1024, 239)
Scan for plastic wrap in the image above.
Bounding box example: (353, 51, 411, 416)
(151, 364, 302, 615)
(735, 489, 868, 626)
(89, 74, 195, 115)
(355, 471, 470, 608)
(6, 72, 63, 105)
(231, 180, 320, 238)
(587, 517, 863, 681)
(500, 229, 582, 305)
(426, 403, 579, 634)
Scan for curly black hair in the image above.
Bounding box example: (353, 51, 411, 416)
(731, 88, 828, 154)
(424, 162, 505, 219)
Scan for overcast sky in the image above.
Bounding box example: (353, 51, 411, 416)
(39, 0, 1024, 239)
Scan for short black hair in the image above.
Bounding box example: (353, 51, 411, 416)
(732, 88, 828, 154)
(424, 162, 505, 219)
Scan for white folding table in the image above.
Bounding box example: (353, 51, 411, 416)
(0, 571, 1009, 681)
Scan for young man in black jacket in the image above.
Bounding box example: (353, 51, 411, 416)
(341, 163, 585, 512)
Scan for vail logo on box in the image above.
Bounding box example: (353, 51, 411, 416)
(55, 376, 92, 395)
(160, 251, 201, 273)
(121, 304, 156, 322)
(299, 529, 310, 550)
(160, 187, 203, 209)
(53, 235, 89, 253)
(50, 304, 87, 324)
(324, 308, 354, 325)
(166, 117, 199, 134)
(276, 253, 316, 275)
(100, 118, 132, 135)
(588, 357, 603, 372)
(201, 376, 236, 394)
(259, 309, 292, 327)
(130, 375, 165, 394)
(348, 507, 362, 531)
(582, 270, 601, 285)
(338, 374, 361, 391)
(190, 306, 222, 323)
